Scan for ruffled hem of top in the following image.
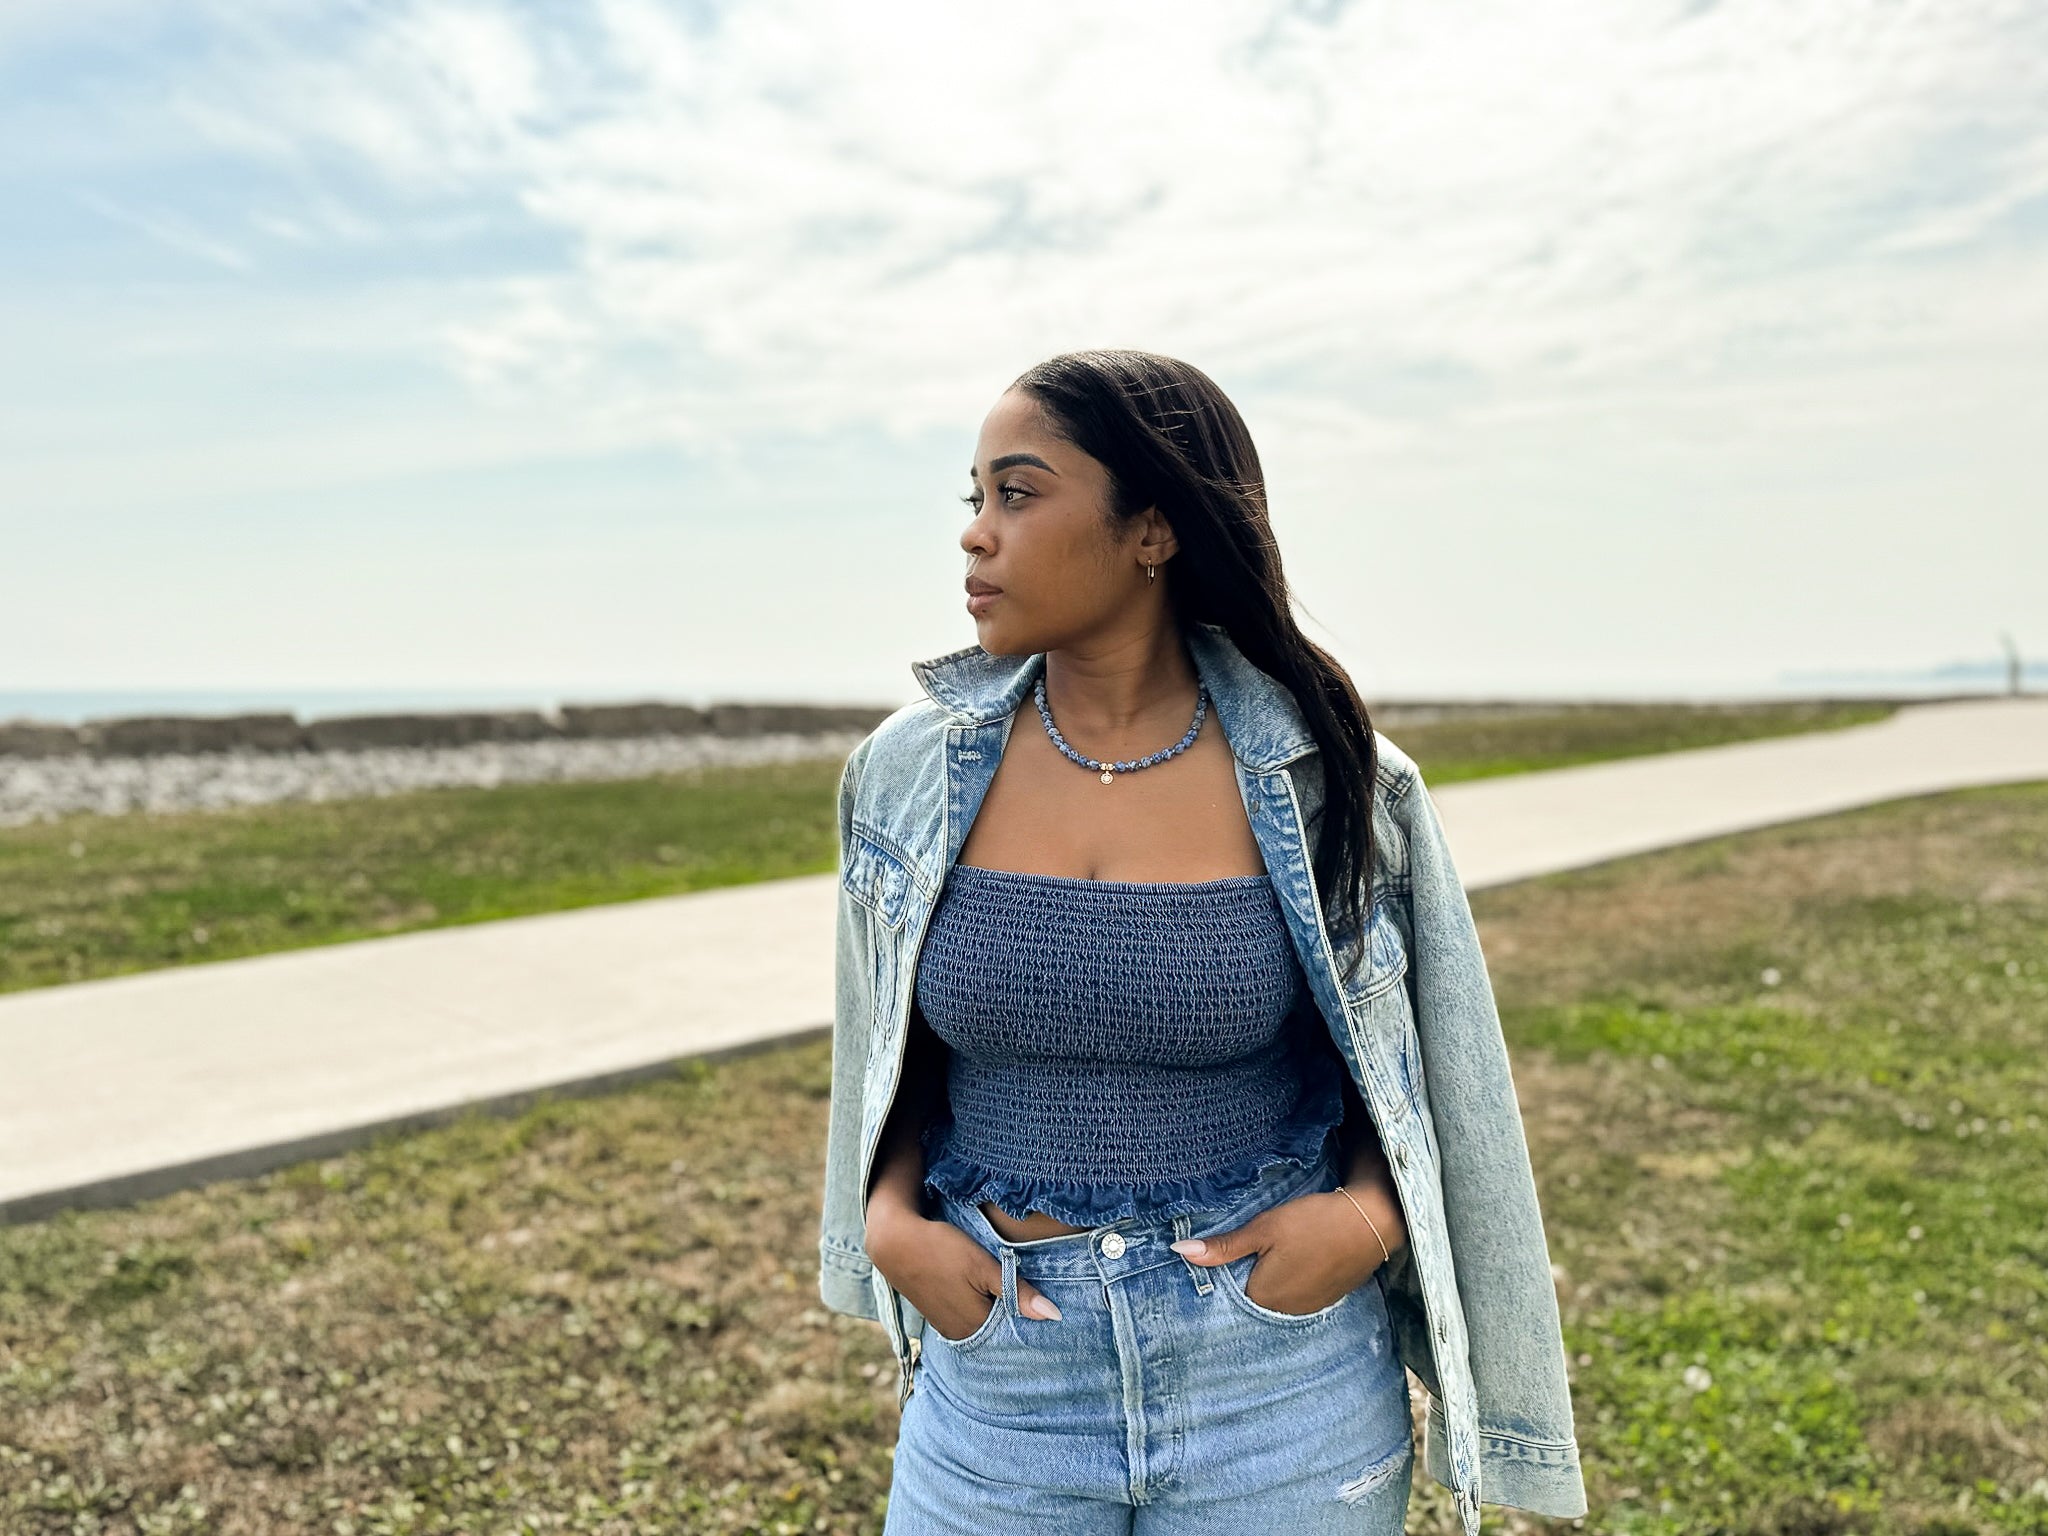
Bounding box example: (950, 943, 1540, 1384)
(919, 1074, 1349, 1227)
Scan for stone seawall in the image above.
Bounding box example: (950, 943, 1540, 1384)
(0, 701, 897, 760)
(0, 694, 1941, 828)
(2, 692, 1948, 762)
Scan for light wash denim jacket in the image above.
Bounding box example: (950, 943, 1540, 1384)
(817, 621, 1588, 1530)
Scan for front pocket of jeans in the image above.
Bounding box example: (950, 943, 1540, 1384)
(1217, 1253, 1349, 1327)
(929, 1291, 1007, 1353)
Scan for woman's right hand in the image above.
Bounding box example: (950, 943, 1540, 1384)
(865, 1199, 1063, 1341)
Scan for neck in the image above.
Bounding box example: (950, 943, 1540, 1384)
(1040, 625, 1199, 741)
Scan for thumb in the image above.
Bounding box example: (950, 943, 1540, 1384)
(1014, 1275, 1063, 1321)
(1170, 1216, 1261, 1267)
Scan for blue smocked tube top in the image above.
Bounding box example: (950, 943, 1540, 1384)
(913, 862, 1349, 1226)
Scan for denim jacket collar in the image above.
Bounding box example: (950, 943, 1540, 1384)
(908, 620, 1318, 773)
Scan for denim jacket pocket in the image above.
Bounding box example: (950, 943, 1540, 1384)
(840, 821, 914, 929)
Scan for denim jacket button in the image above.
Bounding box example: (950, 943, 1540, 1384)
(1100, 1232, 1127, 1259)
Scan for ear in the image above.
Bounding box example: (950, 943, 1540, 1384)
(1132, 506, 1179, 566)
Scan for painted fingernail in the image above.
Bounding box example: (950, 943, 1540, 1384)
(1169, 1239, 1205, 1256)
(1026, 1296, 1062, 1320)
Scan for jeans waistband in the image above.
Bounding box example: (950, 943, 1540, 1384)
(936, 1140, 1338, 1282)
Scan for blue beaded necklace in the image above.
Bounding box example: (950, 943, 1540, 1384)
(1033, 673, 1209, 784)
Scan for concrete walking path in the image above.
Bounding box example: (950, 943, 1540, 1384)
(4, 695, 2045, 1225)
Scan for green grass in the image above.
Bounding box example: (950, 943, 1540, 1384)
(0, 702, 1894, 997)
(1490, 784, 2048, 1533)
(1382, 700, 1896, 785)
(0, 1053, 870, 1535)
(5, 704, 2040, 1533)
(5, 779, 2039, 1531)
(24, 700, 2039, 1536)
(0, 759, 846, 995)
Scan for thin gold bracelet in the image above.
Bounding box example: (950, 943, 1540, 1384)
(1334, 1183, 1391, 1266)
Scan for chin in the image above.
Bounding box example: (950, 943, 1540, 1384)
(971, 619, 1026, 656)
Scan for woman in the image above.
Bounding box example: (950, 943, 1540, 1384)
(818, 350, 1587, 1534)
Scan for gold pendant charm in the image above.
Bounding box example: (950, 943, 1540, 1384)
(1100, 769, 1114, 784)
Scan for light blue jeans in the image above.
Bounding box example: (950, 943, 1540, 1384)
(883, 1139, 1415, 1533)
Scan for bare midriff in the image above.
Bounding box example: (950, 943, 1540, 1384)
(978, 1201, 1093, 1241)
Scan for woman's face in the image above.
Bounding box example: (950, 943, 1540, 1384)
(959, 388, 1169, 656)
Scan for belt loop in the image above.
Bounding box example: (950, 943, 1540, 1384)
(1173, 1212, 1213, 1295)
(999, 1245, 1020, 1316)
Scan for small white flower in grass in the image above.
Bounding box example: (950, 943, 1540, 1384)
(1837, 1212, 1853, 1228)
(1907, 1226, 1923, 1241)
(1682, 1365, 1713, 1392)
(1760, 967, 1781, 986)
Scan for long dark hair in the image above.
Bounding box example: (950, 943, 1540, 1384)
(1010, 348, 1383, 946)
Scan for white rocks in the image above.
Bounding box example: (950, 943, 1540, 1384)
(0, 731, 870, 828)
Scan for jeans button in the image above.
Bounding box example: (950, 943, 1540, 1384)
(1099, 1231, 1126, 1259)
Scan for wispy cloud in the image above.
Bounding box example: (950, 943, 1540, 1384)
(74, 187, 254, 271)
(32, 0, 2033, 453)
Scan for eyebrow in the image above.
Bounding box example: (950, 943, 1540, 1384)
(968, 453, 1058, 480)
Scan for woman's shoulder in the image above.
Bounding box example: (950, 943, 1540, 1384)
(1297, 726, 1418, 828)
(1368, 726, 1421, 803)
(844, 699, 951, 797)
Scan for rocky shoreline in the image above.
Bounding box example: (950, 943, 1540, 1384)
(0, 699, 889, 759)
(1, 693, 1916, 829)
(0, 729, 876, 828)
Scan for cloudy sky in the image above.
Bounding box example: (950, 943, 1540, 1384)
(2, 0, 2042, 712)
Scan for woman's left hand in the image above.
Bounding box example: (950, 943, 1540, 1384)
(1169, 1182, 1407, 1316)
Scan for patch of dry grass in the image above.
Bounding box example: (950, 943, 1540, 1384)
(1482, 783, 2048, 1534)
(1, 1050, 896, 1534)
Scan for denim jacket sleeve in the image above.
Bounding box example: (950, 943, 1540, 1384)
(817, 734, 885, 1321)
(1395, 768, 1587, 1518)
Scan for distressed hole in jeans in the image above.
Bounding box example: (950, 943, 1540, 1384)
(1336, 1442, 1408, 1505)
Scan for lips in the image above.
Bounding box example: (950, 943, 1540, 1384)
(965, 578, 1002, 596)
